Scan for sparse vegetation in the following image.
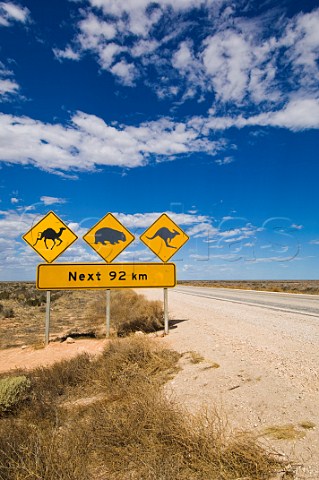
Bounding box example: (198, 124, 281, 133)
(2, 307, 14, 318)
(179, 280, 319, 295)
(0, 336, 285, 480)
(1, 280, 318, 349)
(188, 350, 205, 364)
(0, 283, 164, 348)
(206, 362, 220, 369)
(91, 288, 164, 336)
(263, 424, 305, 440)
(299, 420, 316, 430)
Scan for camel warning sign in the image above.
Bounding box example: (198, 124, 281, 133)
(140, 213, 189, 262)
(22, 211, 78, 263)
(83, 213, 135, 263)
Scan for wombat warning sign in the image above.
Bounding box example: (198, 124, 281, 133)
(83, 213, 135, 263)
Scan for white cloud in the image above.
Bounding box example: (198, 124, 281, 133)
(110, 60, 138, 86)
(40, 196, 67, 206)
(0, 111, 226, 174)
(53, 46, 81, 61)
(173, 41, 194, 70)
(0, 62, 19, 99)
(79, 12, 116, 40)
(53, 2, 319, 110)
(202, 30, 252, 103)
(53, 0, 223, 91)
(0, 1, 29, 26)
(0, 209, 38, 240)
(282, 8, 319, 89)
(10, 197, 18, 204)
(131, 39, 159, 58)
(186, 222, 217, 238)
(215, 156, 234, 165)
(1, 94, 318, 176)
(206, 98, 319, 131)
(0, 78, 19, 95)
(98, 43, 124, 69)
(115, 211, 210, 230)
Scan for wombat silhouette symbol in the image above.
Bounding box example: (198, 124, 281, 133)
(94, 227, 126, 245)
(146, 227, 180, 249)
(82, 212, 135, 263)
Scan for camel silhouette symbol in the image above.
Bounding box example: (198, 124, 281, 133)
(146, 227, 180, 248)
(33, 227, 66, 250)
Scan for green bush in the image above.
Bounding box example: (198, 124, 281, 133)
(0, 376, 31, 414)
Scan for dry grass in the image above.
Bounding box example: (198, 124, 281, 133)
(0, 336, 286, 480)
(299, 420, 316, 430)
(263, 424, 305, 440)
(0, 283, 164, 348)
(90, 288, 164, 336)
(187, 350, 205, 364)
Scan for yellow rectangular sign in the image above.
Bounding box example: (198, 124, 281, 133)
(37, 263, 176, 289)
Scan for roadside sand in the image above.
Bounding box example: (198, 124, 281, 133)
(0, 339, 108, 373)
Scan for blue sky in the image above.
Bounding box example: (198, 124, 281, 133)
(1, 0, 319, 281)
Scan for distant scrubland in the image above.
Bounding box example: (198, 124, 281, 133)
(178, 280, 319, 295)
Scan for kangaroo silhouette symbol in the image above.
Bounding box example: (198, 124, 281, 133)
(33, 227, 66, 250)
(146, 227, 180, 248)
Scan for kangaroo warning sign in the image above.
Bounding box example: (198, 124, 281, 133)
(83, 212, 135, 263)
(140, 213, 189, 262)
(22, 211, 78, 263)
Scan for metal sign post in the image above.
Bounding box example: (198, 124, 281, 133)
(106, 289, 111, 338)
(164, 287, 169, 335)
(140, 214, 189, 335)
(22, 210, 78, 347)
(45, 291, 51, 346)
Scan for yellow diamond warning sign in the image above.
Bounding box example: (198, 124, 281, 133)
(83, 213, 135, 263)
(140, 213, 189, 262)
(22, 211, 78, 263)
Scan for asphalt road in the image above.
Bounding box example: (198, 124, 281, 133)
(174, 286, 319, 317)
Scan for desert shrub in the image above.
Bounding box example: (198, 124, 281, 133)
(0, 291, 10, 300)
(25, 295, 46, 306)
(94, 289, 164, 336)
(31, 353, 94, 403)
(0, 418, 91, 480)
(0, 376, 31, 415)
(2, 307, 14, 318)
